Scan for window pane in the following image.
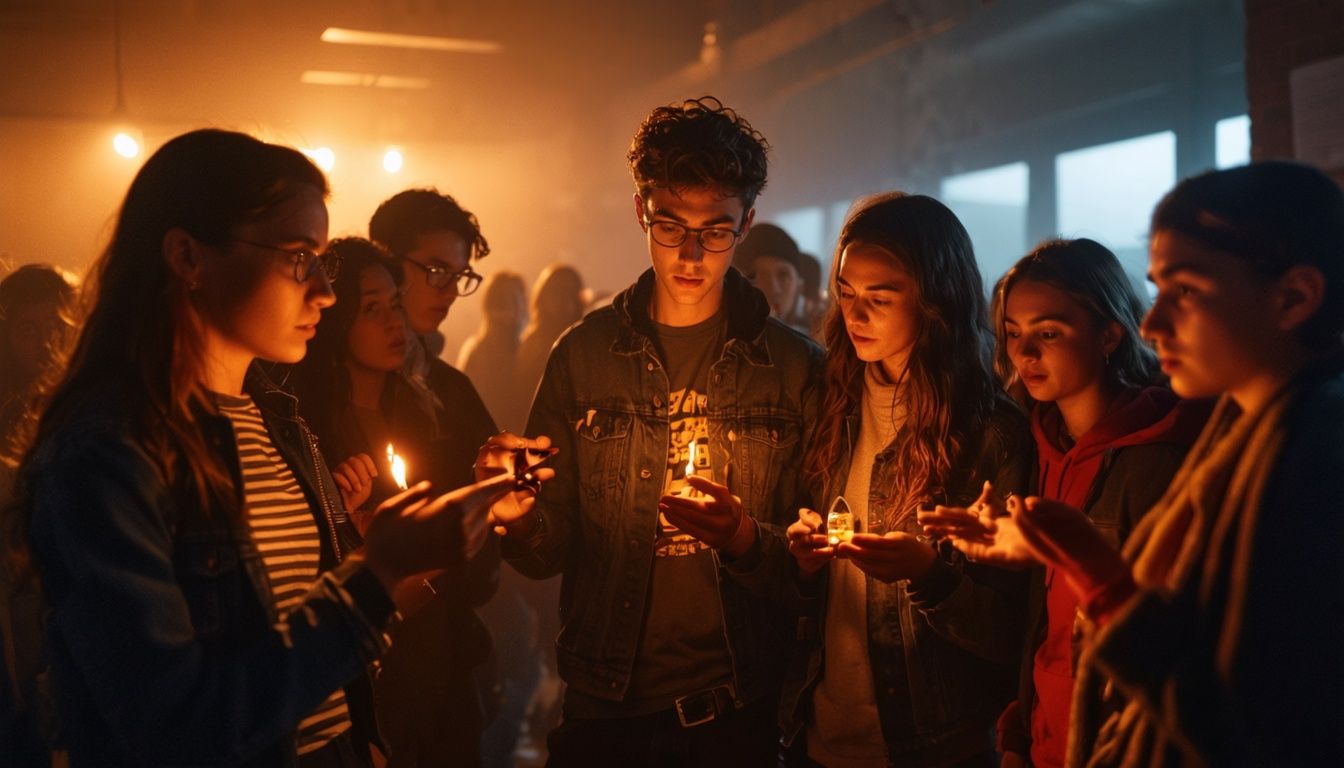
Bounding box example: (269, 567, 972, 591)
(1216, 114, 1251, 169)
(940, 162, 1029, 289)
(1056, 131, 1176, 282)
(773, 206, 825, 259)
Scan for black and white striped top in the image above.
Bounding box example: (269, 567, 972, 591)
(216, 393, 352, 755)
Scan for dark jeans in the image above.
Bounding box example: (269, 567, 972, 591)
(546, 697, 777, 768)
(780, 734, 996, 768)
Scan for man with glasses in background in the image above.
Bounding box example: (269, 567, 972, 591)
(367, 188, 500, 766)
(487, 97, 822, 766)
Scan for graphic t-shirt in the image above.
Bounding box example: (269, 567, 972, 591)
(623, 311, 734, 709)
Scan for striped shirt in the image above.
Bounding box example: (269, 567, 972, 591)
(216, 393, 352, 755)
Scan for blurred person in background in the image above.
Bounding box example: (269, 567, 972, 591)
(734, 223, 813, 334)
(458, 270, 529, 433)
(516, 263, 586, 404)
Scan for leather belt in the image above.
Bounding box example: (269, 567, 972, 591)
(672, 682, 737, 728)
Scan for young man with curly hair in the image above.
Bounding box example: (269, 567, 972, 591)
(487, 97, 823, 766)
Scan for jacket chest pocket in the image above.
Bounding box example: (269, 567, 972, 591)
(728, 416, 799, 517)
(570, 408, 633, 501)
(174, 535, 252, 641)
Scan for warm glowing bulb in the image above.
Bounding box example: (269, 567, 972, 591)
(303, 146, 335, 172)
(386, 443, 408, 490)
(383, 148, 403, 173)
(112, 132, 140, 158)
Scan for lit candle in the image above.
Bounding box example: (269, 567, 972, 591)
(386, 443, 408, 491)
(826, 495, 854, 545)
(680, 440, 710, 497)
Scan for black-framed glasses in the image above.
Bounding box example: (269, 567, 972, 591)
(402, 257, 483, 296)
(233, 238, 340, 284)
(642, 218, 743, 253)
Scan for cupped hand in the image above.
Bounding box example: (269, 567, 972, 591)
(786, 508, 835, 579)
(657, 466, 755, 558)
(836, 531, 937, 584)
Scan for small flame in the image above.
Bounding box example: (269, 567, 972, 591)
(386, 443, 408, 490)
(684, 440, 696, 480)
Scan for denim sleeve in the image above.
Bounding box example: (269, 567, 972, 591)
(721, 340, 825, 611)
(501, 334, 578, 579)
(906, 414, 1032, 665)
(29, 434, 395, 765)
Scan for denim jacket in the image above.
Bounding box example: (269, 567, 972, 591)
(778, 386, 1032, 764)
(502, 267, 823, 706)
(26, 366, 394, 767)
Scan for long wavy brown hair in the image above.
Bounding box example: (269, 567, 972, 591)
(805, 192, 999, 528)
(3, 129, 326, 583)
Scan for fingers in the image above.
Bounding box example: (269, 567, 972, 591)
(377, 480, 435, 514)
(333, 472, 354, 496)
(356, 452, 379, 478)
(684, 473, 732, 503)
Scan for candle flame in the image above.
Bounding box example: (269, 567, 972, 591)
(684, 440, 696, 479)
(386, 443, 408, 490)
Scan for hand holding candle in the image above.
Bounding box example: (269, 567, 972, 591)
(658, 462, 756, 558)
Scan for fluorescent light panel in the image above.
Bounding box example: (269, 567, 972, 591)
(300, 70, 431, 90)
(321, 26, 502, 53)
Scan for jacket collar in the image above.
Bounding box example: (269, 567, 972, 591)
(610, 267, 773, 365)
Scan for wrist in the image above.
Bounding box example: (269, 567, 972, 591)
(721, 515, 758, 559)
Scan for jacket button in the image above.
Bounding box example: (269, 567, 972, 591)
(653, 397, 663, 409)
(622, 600, 632, 609)
(639, 468, 652, 479)
(646, 362, 655, 371)
(610, 681, 619, 689)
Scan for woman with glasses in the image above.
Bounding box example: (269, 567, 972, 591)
(780, 192, 1031, 767)
(291, 236, 502, 767)
(6, 129, 516, 766)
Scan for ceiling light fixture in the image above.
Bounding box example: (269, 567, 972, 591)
(300, 70, 432, 90)
(320, 27, 502, 53)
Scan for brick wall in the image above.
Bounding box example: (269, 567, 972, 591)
(1245, 0, 1344, 185)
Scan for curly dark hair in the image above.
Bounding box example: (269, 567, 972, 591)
(627, 96, 770, 210)
(369, 187, 491, 263)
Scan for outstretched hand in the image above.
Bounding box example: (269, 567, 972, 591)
(1013, 496, 1133, 607)
(658, 465, 757, 558)
(362, 473, 518, 593)
(917, 481, 1035, 567)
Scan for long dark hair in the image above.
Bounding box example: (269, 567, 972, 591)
(6, 129, 326, 579)
(991, 238, 1159, 399)
(290, 237, 437, 469)
(805, 192, 999, 526)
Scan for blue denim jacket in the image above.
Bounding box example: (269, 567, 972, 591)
(26, 366, 393, 766)
(503, 267, 823, 706)
(778, 387, 1033, 764)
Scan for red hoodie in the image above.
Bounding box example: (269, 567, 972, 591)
(1028, 386, 1206, 768)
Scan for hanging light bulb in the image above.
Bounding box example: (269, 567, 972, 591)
(112, 131, 140, 158)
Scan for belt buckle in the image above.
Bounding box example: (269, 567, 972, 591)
(674, 684, 733, 728)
